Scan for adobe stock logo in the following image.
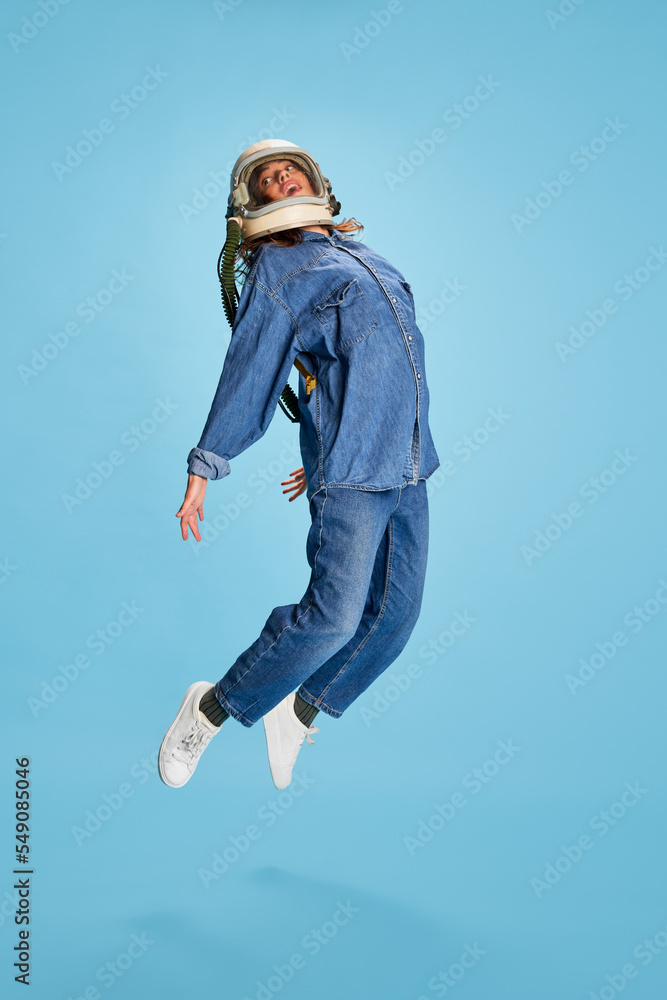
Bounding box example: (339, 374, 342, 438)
(416, 942, 486, 999)
(27, 600, 144, 717)
(585, 916, 667, 1000)
(403, 740, 521, 856)
(385, 75, 501, 191)
(511, 117, 629, 234)
(64, 931, 154, 998)
(529, 782, 648, 899)
(18, 268, 134, 385)
(545, 0, 589, 31)
(555, 246, 667, 362)
(61, 398, 178, 514)
(51, 67, 168, 181)
(212, 0, 244, 19)
(70, 749, 159, 847)
(425, 407, 511, 499)
(7, 0, 72, 53)
(198, 773, 316, 888)
(565, 578, 667, 694)
(520, 449, 638, 567)
(239, 900, 359, 1000)
(339, 0, 408, 62)
(0, 558, 18, 585)
(358, 610, 477, 728)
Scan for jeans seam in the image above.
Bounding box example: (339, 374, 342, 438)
(315, 510, 396, 704)
(298, 686, 343, 718)
(318, 481, 408, 492)
(214, 686, 256, 727)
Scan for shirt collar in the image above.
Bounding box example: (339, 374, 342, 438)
(299, 229, 339, 241)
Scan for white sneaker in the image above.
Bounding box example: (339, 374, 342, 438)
(158, 681, 221, 788)
(263, 692, 319, 790)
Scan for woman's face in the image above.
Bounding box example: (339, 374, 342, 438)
(254, 159, 316, 204)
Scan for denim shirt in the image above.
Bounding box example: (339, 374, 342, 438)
(187, 229, 440, 500)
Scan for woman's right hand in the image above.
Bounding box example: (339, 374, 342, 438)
(176, 474, 207, 541)
(281, 467, 307, 502)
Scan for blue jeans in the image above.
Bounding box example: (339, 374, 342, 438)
(214, 480, 429, 726)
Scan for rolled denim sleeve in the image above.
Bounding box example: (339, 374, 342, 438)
(186, 446, 231, 480)
(187, 279, 299, 480)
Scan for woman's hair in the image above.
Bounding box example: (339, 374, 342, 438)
(236, 218, 364, 275)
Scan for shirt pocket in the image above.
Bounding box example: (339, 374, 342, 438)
(312, 278, 379, 350)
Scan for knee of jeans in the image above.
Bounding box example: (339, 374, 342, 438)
(313, 604, 362, 647)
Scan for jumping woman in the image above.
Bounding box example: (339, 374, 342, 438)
(158, 139, 440, 790)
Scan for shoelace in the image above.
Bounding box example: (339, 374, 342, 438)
(172, 724, 213, 763)
(287, 723, 321, 774)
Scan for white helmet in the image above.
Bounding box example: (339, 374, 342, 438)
(226, 139, 340, 239)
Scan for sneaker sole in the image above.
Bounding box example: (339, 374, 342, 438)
(263, 698, 295, 791)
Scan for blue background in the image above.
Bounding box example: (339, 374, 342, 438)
(2, 0, 666, 997)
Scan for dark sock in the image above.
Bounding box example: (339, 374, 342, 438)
(199, 687, 229, 727)
(294, 691, 319, 727)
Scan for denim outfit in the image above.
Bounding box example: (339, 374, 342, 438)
(187, 229, 440, 725)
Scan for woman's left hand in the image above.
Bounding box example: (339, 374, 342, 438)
(281, 467, 307, 502)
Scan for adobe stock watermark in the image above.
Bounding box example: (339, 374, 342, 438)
(239, 900, 359, 1000)
(64, 931, 154, 999)
(17, 267, 135, 385)
(188, 438, 303, 555)
(385, 75, 501, 191)
(359, 610, 477, 727)
(212, 0, 244, 19)
(340, 0, 412, 62)
(586, 916, 667, 1000)
(61, 397, 178, 513)
(530, 781, 648, 898)
(545, 0, 589, 31)
(70, 750, 159, 847)
(520, 448, 639, 567)
(8, 0, 73, 54)
(555, 245, 667, 361)
(198, 772, 316, 888)
(511, 117, 629, 234)
(426, 406, 511, 500)
(52, 66, 168, 181)
(415, 277, 468, 331)
(27, 601, 144, 717)
(0, 558, 18, 585)
(178, 107, 296, 223)
(403, 739, 521, 856)
(0, 885, 24, 929)
(565, 578, 667, 694)
(416, 942, 486, 999)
